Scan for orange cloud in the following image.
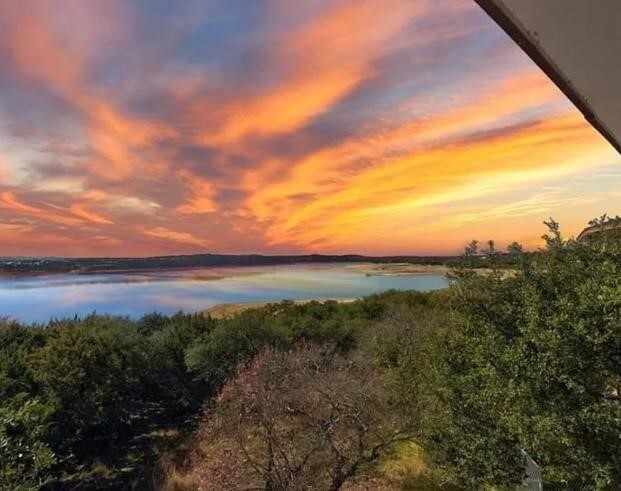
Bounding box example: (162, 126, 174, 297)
(87, 102, 177, 179)
(0, 191, 42, 215)
(0, 223, 127, 257)
(3, 2, 174, 180)
(196, 0, 423, 146)
(175, 170, 217, 215)
(5, 4, 84, 100)
(241, 69, 560, 212)
(139, 226, 211, 248)
(241, 104, 614, 251)
(0, 191, 117, 228)
(239, 69, 558, 230)
(69, 204, 114, 225)
(0, 223, 75, 254)
(0, 155, 11, 182)
(0, 191, 82, 227)
(383, 70, 564, 149)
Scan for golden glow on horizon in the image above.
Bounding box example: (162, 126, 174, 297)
(0, 0, 618, 257)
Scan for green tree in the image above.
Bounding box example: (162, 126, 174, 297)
(425, 219, 621, 488)
(0, 397, 55, 490)
(28, 317, 151, 457)
(147, 313, 215, 411)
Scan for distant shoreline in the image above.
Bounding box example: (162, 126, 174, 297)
(0, 261, 454, 280)
(204, 297, 359, 318)
(0, 270, 55, 279)
(0, 254, 457, 278)
(344, 263, 450, 276)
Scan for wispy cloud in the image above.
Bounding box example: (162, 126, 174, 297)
(138, 226, 213, 248)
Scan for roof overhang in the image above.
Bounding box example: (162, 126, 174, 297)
(474, 0, 621, 155)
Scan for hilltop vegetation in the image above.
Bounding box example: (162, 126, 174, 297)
(1, 220, 620, 490)
(0, 253, 454, 277)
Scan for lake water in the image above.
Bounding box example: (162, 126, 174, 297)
(0, 263, 448, 323)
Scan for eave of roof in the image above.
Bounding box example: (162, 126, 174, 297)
(474, 0, 621, 155)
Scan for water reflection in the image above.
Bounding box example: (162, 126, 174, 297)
(0, 264, 448, 323)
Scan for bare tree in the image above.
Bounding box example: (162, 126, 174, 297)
(188, 344, 412, 490)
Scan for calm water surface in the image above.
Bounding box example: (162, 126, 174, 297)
(0, 264, 447, 323)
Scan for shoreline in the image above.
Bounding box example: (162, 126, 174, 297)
(0, 262, 451, 280)
(344, 263, 450, 276)
(204, 297, 359, 318)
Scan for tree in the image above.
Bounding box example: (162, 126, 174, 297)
(506, 241, 523, 254)
(482, 239, 496, 256)
(28, 317, 152, 457)
(184, 301, 362, 392)
(587, 213, 621, 228)
(187, 345, 412, 490)
(425, 219, 621, 488)
(184, 309, 287, 391)
(463, 240, 479, 256)
(148, 314, 214, 412)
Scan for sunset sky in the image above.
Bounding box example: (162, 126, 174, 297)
(0, 0, 619, 257)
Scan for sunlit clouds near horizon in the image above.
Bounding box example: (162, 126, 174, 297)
(0, 0, 619, 257)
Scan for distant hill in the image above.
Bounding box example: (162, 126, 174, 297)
(0, 253, 458, 276)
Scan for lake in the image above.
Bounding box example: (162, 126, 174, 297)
(0, 263, 448, 323)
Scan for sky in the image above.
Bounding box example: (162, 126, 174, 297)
(0, 0, 619, 257)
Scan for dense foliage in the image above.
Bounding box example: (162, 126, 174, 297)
(1, 218, 620, 490)
(422, 219, 621, 488)
(0, 313, 213, 489)
(1, 294, 409, 489)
